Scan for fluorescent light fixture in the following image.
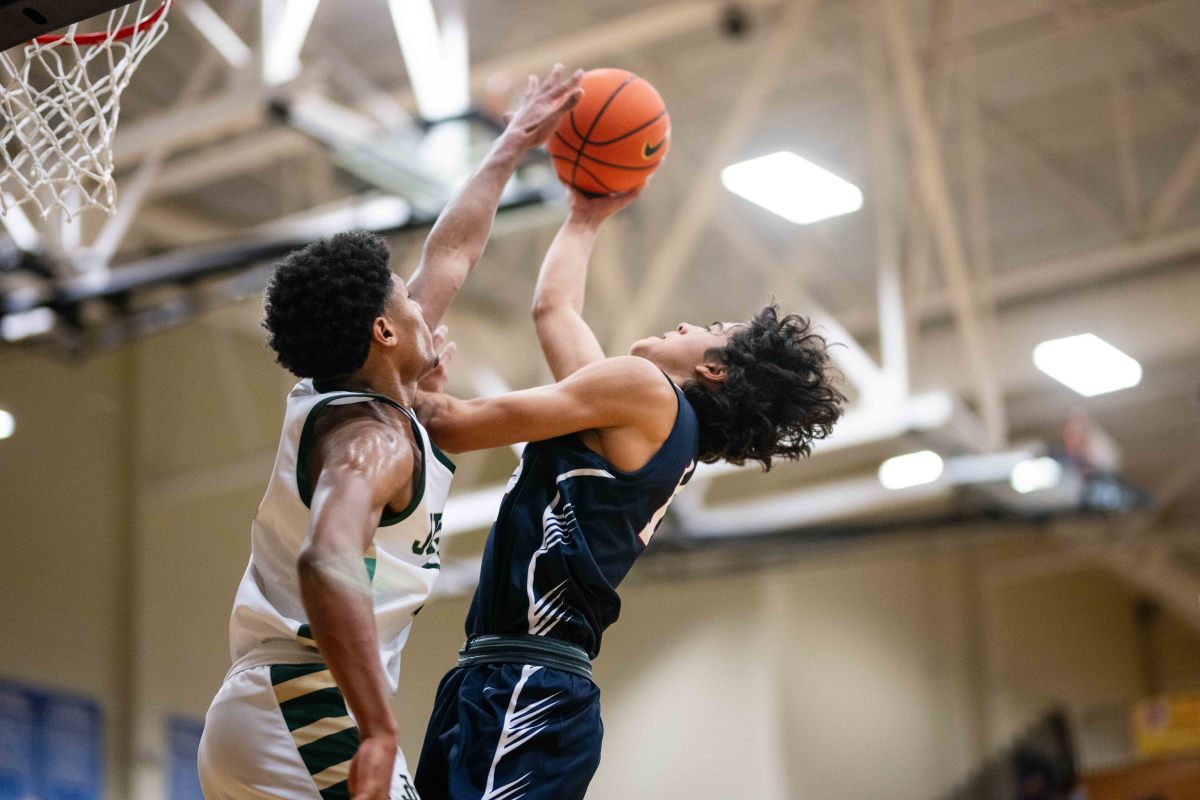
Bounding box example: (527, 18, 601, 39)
(879, 450, 944, 490)
(0, 410, 13, 440)
(721, 151, 863, 224)
(1010, 457, 1062, 494)
(1033, 333, 1142, 397)
(1, 307, 55, 341)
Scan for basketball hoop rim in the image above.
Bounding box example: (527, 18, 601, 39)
(32, 0, 171, 47)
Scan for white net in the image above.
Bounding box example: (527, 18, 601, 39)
(0, 1, 170, 220)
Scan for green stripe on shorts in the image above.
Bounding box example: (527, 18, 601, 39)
(320, 781, 351, 800)
(277, 686, 348, 732)
(298, 726, 361, 775)
(269, 662, 325, 685)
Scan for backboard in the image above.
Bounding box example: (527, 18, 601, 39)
(0, 1, 132, 51)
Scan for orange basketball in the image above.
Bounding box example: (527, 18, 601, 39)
(548, 68, 670, 195)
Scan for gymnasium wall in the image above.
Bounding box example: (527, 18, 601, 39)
(0, 350, 133, 800)
(2, 315, 1200, 800)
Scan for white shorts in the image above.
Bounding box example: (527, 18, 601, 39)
(198, 663, 418, 800)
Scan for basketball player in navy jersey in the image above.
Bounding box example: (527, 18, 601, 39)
(198, 67, 584, 800)
(413, 187, 845, 799)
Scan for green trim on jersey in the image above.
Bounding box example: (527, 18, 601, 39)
(431, 442, 456, 473)
(295, 391, 427, 527)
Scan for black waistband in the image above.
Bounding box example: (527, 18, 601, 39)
(457, 634, 592, 681)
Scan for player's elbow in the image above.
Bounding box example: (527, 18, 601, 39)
(420, 240, 473, 286)
(531, 295, 572, 326)
(530, 295, 557, 321)
(297, 543, 336, 579)
(296, 547, 327, 595)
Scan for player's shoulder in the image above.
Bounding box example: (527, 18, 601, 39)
(311, 400, 416, 473)
(580, 355, 671, 390)
(574, 356, 676, 408)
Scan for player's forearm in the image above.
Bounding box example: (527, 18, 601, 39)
(531, 218, 600, 318)
(423, 132, 526, 274)
(297, 551, 397, 738)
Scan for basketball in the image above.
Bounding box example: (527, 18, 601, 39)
(547, 68, 670, 195)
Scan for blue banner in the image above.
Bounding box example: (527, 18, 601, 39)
(165, 717, 205, 800)
(0, 680, 102, 800)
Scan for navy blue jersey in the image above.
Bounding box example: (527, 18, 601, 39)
(465, 376, 699, 658)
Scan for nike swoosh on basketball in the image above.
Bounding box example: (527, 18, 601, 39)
(642, 139, 666, 158)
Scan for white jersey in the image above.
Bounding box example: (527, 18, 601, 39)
(226, 379, 454, 693)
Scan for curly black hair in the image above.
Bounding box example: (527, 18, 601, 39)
(262, 231, 393, 380)
(682, 304, 845, 470)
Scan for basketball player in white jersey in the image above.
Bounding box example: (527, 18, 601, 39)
(197, 67, 584, 800)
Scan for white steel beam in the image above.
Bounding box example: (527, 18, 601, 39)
(1110, 70, 1142, 234)
(115, 1, 786, 168)
(611, 0, 814, 348)
(147, 129, 315, 199)
(1146, 129, 1200, 235)
(94, 15, 244, 266)
(903, 199, 934, 367)
(862, 11, 908, 401)
(841, 222, 1200, 336)
(387, 0, 469, 120)
(179, 0, 252, 68)
(112, 88, 272, 168)
(1086, 538, 1200, 636)
(0, 199, 40, 252)
(982, 112, 1124, 237)
(896, 0, 961, 386)
(133, 206, 239, 247)
(456, 0, 784, 104)
(261, 0, 322, 86)
(882, 0, 1006, 451)
(956, 47, 1007, 444)
(714, 200, 888, 400)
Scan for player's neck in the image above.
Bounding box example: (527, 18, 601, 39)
(661, 368, 690, 387)
(335, 366, 416, 408)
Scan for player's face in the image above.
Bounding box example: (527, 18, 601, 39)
(628, 321, 747, 376)
(383, 275, 436, 376)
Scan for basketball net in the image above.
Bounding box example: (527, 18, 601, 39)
(0, 1, 171, 220)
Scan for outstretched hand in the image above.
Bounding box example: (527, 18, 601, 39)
(565, 184, 644, 228)
(504, 64, 584, 150)
(418, 325, 457, 394)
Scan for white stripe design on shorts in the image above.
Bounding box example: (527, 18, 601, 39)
(526, 468, 613, 637)
(482, 665, 562, 800)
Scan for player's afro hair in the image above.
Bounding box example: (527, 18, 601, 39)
(682, 304, 845, 470)
(262, 231, 393, 380)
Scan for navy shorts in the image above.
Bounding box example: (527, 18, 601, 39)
(415, 662, 602, 800)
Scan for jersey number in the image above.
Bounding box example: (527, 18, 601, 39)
(413, 512, 442, 557)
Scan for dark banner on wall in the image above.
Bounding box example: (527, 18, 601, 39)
(0, 679, 103, 800)
(166, 717, 205, 800)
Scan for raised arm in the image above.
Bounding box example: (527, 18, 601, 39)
(416, 355, 673, 454)
(297, 415, 414, 800)
(407, 65, 583, 329)
(531, 187, 642, 380)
